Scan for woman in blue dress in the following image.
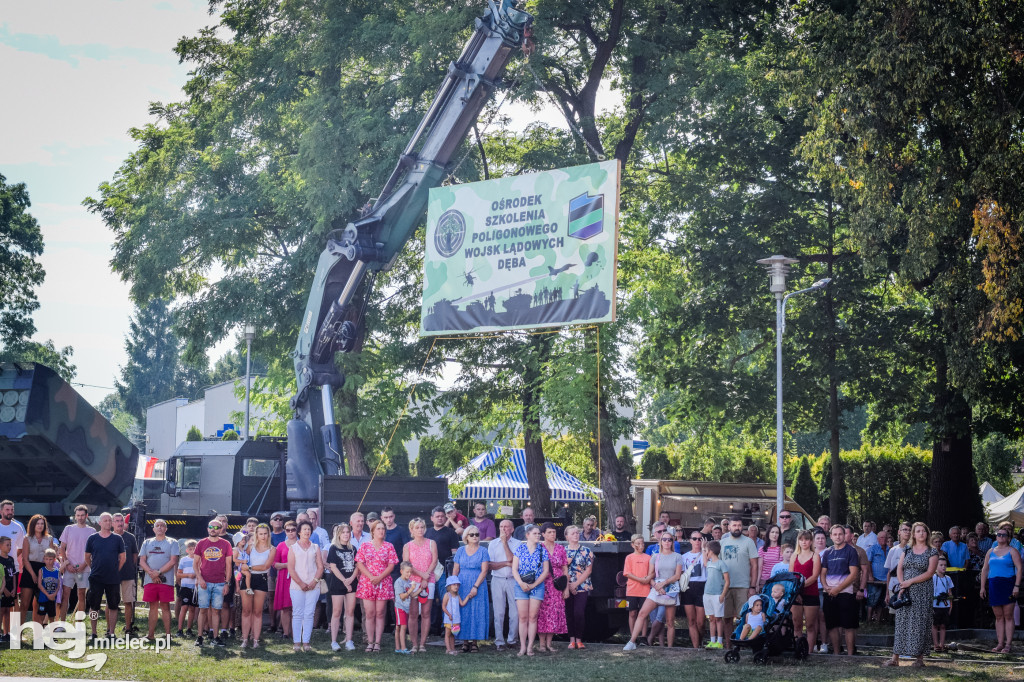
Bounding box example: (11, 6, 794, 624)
(452, 524, 490, 652)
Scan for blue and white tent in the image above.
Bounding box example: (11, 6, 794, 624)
(447, 446, 602, 502)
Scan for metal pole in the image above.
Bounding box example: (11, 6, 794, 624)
(775, 292, 784, 518)
(244, 337, 252, 440)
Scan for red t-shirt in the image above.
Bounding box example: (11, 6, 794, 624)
(194, 537, 233, 584)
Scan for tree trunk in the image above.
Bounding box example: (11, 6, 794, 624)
(593, 398, 633, 529)
(928, 352, 983, 530)
(824, 199, 844, 523)
(522, 335, 552, 517)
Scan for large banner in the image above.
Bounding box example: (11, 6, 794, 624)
(421, 160, 620, 336)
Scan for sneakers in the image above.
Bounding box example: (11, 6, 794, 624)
(214, 636, 226, 647)
(820, 643, 829, 654)
(707, 642, 723, 649)
(195, 636, 204, 647)
(331, 641, 342, 652)
(623, 641, 637, 651)
(177, 629, 185, 638)
(637, 636, 649, 647)
(344, 640, 356, 651)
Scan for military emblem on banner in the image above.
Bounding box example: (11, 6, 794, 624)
(568, 192, 604, 240)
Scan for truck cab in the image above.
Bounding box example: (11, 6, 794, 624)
(161, 438, 286, 516)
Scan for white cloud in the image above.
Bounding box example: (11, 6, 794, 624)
(2, 0, 212, 53)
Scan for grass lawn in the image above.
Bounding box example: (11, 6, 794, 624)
(1, 631, 1022, 681)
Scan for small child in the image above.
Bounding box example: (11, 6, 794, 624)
(235, 534, 252, 595)
(623, 535, 652, 644)
(769, 583, 788, 612)
(770, 545, 794, 578)
(441, 575, 466, 655)
(740, 598, 765, 640)
(702, 540, 730, 649)
(34, 549, 61, 625)
(932, 557, 953, 651)
(0, 537, 16, 637)
(176, 540, 198, 636)
(392, 562, 417, 654)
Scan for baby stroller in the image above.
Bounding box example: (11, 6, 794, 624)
(724, 572, 808, 665)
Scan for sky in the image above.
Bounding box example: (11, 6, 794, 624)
(2, 0, 215, 405)
(3, 0, 596, 409)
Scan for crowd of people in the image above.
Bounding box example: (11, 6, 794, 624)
(0, 497, 1020, 665)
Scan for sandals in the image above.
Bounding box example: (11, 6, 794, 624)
(468, 643, 479, 653)
(881, 659, 898, 667)
(372, 643, 381, 653)
(294, 644, 302, 653)
(302, 644, 312, 653)
(365, 644, 374, 653)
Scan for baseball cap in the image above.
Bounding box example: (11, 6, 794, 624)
(443, 502, 456, 513)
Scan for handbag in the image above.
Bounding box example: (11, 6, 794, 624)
(648, 554, 680, 605)
(555, 548, 578, 591)
(318, 578, 329, 595)
(678, 563, 694, 593)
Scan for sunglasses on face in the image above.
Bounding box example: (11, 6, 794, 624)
(691, 537, 702, 541)
(465, 533, 479, 537)
(661, 537, 673, 541)
(208, 525, 221, 530)
(996, 532, 1009, 537)
(285, 528, 297, 532)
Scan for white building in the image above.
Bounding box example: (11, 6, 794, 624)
(144, 379, 269, 460)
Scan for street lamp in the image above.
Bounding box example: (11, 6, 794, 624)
(756, 255, 832, 518)
(243, 324, 256, 440)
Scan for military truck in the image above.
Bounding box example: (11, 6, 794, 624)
(0, 362, 138, 517)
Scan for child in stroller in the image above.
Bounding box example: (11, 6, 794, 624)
(724, 572, 808, 665)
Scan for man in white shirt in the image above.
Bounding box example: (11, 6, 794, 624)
(855, 520, 878, 550)
(487, 519, 521, 650)
(0, 500, 26, 574)
(349, 512, 371, 549)
(307, 508, 331, 551)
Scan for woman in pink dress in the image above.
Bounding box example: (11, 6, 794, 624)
(402, 517, 438, 653)
(272, 521, 297, 638)
(355, 520, 398, 652)
(537, 522, 567, 651)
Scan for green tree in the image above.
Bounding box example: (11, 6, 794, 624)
(221, 429, 239, 441)
(790, 457, 819, 518)
(973, 434, 1020, 497)
(0, 339, 76, 382)
(97, 393, 143, 450)
(617, 444, 636, 480)
(116, 298, 209, 423)
(639, 446, 673, 479)
(186, 425, 202, 441)
(0, 173, 44, 348)
(795, 0, 1024, 529)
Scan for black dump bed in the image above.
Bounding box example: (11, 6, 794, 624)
(0, 363, 138, 515)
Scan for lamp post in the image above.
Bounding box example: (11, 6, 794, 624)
(756, 255, 831, 518)
(243, 324, 256, 440)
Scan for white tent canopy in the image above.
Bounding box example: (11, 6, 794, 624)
(980, 481, 1005, 504)
(985, 482, 1024, 527)
(446, 446, 602, 502)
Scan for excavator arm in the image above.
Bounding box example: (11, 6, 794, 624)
(287, 0, 533, 496)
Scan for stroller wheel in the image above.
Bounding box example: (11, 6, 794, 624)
(724, 649, 740, 663)
(795, 636, 809, 661)
(752, 650, 769, 666)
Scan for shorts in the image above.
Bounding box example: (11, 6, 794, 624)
(823, 592, 859, 630)
(224, 578, 235, 603)
(866, 584, 885, 608)
(513, 582, 545, 601)
(36, 601, 57, 618)
(143, 583, 175, 603)
(681, 581, 706, 607)
(24, 562, 44, 591)
(627, 596, 646, 611)
(66, 568, 91, 589)
(328, 574, 353, 597)
(197, 582, 226, 610)
(933, 606, 950, 627)
(649, 604, 666, 624)
(0, 595, 14, 608)
(86, 580, 121, 612)
(703, 593, 725, 618)
(248, 573, 269, 592)
(394, 606, 409, 626)
(178, 586, 196, 606)
(120, 579, 137, 603)
(410, 580, 435, 602)
(723, 587, 748, 619)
